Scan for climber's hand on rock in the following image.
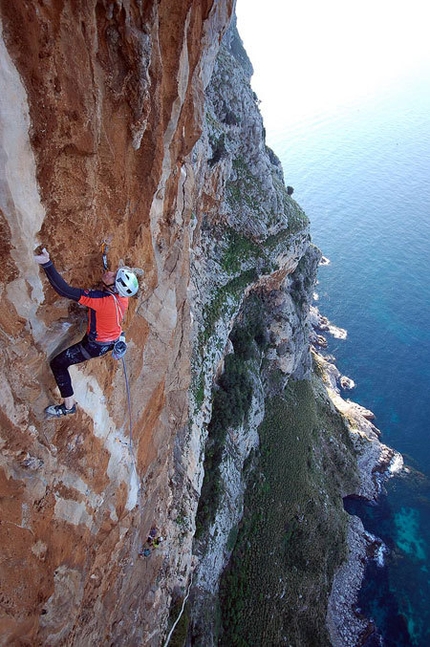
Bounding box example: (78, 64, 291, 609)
(35, 247, 50, 265)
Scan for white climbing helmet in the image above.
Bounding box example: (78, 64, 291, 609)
(115, 267, 139, 297)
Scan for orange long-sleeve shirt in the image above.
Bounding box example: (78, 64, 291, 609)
(42, 260, 128, 342)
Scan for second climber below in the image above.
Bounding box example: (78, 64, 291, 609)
(35, 247, 139, 418)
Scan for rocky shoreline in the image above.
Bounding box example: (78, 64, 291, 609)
(310, 306, 404, 646)
(326, 515, 389, 647)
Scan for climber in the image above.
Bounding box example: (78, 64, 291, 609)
(147, 529, 164, 548)
(35, 247, 139, 418)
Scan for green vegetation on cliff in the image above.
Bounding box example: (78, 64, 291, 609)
(195, 297, 267, 538)
(195, 351, 253, 538)
(218, 377, 359, 646)
(226, 154, 308, 235)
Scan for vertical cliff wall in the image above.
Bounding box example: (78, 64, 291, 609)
(0, 1, 233, 645)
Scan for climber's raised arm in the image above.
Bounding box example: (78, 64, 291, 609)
(35, 247, 82, 301)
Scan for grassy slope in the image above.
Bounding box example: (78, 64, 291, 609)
(219, 377, 360, 646)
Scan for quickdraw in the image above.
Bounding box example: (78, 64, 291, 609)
(101, 241, 109, 271)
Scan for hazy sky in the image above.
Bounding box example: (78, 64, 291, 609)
(236, 0, 430, 127)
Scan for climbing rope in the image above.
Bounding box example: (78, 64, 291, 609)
(121, 355, 133, 449)
(163, 576, 193, 647)
(100, 241, 135, 454)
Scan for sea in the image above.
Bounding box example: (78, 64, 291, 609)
(268, 67, 430, 645)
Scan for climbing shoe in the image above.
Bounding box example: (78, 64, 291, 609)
(45, 403, 77, 418)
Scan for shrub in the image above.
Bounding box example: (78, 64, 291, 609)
(195, 354, 253, 538)
(217, 378, 358, 646)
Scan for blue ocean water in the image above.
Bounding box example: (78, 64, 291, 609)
(269, 68, 430, 645)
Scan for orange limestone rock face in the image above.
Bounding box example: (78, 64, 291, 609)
(0, 0, 233, 645)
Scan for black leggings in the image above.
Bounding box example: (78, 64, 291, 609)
(50, 335, 114, 398)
